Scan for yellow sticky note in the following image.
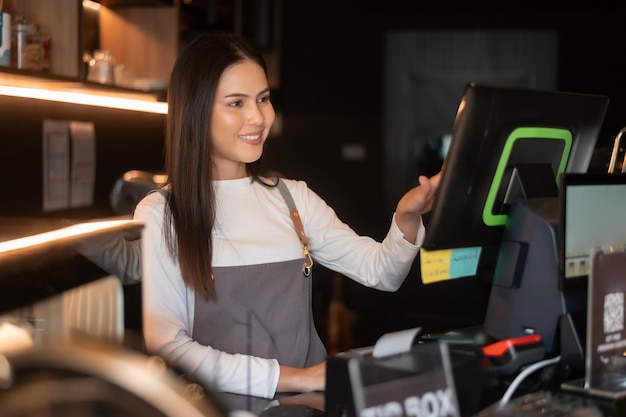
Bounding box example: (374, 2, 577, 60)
(420, 246, 482, 284)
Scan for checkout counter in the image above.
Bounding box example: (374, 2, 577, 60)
(0, 218, 623, 417)
(0, 217, 481, 417)
(0, 217, 225, 417)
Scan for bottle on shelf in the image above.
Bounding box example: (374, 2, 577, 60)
(0, 8, 10, 67)
(11, 15, 44, 71)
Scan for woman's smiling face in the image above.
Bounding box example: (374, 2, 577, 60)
(210, 59, 275, 180)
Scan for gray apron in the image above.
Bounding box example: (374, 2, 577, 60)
(193, 260, 327, 412)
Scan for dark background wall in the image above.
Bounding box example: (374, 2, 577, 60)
(3, 4, 625, 349)
(0, 96, 165, 219)
(264, 4, 626, 347)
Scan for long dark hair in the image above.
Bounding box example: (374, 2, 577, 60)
(164, 32, 268, 300)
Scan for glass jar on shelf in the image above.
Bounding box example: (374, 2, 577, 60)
(11, 16, 43, 71)
(87, 49, 116, 85)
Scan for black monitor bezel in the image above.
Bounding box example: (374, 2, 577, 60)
(422, 82, 609, 252)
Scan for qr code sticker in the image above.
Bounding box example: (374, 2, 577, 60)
(603, 292, 624, 334)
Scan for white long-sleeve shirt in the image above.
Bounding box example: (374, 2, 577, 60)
(135, 177, 424, 400)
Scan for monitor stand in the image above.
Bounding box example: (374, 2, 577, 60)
(483, 197, 586, 356)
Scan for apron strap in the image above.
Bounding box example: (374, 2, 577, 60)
(276, 178, 314, 277)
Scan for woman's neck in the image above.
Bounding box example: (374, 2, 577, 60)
(213, 163, 248, 180)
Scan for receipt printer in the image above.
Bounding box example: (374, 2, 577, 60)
(325, 328, 461, 417)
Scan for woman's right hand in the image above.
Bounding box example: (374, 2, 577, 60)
(277, 361, 326, 393)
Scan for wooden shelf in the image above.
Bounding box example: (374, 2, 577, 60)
(98, 4, 179, 83)
(2, 1, 279, 96)
(3, 0, 82, 79)
(94, 0, 174, 7)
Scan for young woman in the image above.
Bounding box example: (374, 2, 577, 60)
(135, 31, 440, 411)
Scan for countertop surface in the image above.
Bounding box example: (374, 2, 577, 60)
(0, 215, 134, 242)
(0, 216, 140, 314)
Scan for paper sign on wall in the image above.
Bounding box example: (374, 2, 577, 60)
(43, 120, 70, 211)
(69, 121, 96, 208)
(42, 119, 96, 211)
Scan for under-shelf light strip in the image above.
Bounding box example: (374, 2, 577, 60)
(0, 220, 139, 254)
(0, 85, 168, 114)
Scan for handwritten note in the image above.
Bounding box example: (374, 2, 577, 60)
(420, 247, 482, 284)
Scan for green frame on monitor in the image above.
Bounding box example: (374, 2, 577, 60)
(482, 126, 573, 227)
